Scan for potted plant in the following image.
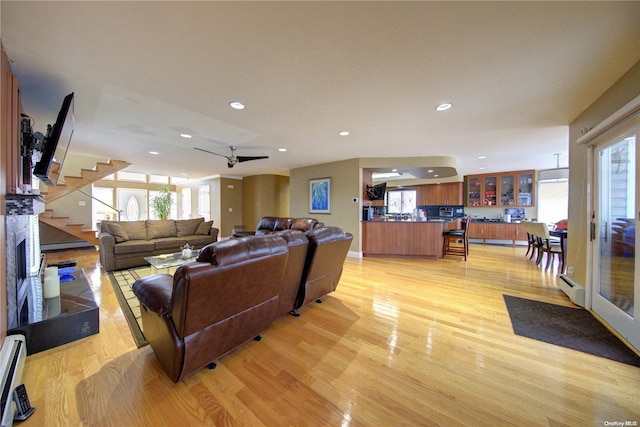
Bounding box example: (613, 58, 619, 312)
(151, 186, 173, 220)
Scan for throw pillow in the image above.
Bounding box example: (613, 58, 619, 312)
(195, 220, 213, 235)
(176, 218, 204, 237)
(109, 223, 129, 243)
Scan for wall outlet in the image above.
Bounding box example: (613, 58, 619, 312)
(567, 266, 574, 275)
(228, 207, 233, 212)
(78, 201, 86, 207)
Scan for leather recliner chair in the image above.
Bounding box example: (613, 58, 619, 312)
(294, 226, 353, 313)
(132, 235, 288, 382)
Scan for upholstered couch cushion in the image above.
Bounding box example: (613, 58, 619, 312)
(147, 220, 177, 240)
(119, 220, 148, 240)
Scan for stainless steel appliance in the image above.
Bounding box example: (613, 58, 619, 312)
(439, 207, 454, 217)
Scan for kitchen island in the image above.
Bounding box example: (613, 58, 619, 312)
(362, 220, 459, 258)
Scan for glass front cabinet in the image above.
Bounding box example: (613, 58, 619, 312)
(466, 170, 535, 207)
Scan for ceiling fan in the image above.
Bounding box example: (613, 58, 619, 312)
(193, 146, 269, 168)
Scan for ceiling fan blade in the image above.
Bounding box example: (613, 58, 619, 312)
(237, 155, 269, 163)
(193, 147, 230, 160)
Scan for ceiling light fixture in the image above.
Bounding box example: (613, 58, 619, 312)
(229, 101, 245, 110)
(339, 131, 350, 136)
(427, 169, 434, 173)
(180, 133, 192, 139)
(436, 103, 452, 111)
(477, 155, 486, 160)
(278, 148, 287, 152)
(149, 151, 159, 155)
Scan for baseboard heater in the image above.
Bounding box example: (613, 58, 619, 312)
(558, 275, 585, 307)
(0, 335, 28, 427)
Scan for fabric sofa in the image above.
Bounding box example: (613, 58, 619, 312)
(99, 218, 219, 271)
(132, 235, 289, 382)
(233, 216, 324, 237)
(131, 226, 353, 382)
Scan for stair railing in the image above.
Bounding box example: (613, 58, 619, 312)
(77, 189, 122, 221)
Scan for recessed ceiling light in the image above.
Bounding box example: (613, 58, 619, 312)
(436, 103, 452, 111)
(391, 169, 398, 172)
(479, 166, 486, 170)
(229, 101, 245, 110)
(433, 174, 439, 177)
(339, 131, 350, 136)
(149, 151, 159, 155)
(180, 133, 192, 139)
(477, 155, 486, 159)
(278, 148, 287, 152)
(427, 169, 434, 173)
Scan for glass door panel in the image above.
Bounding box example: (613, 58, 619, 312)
(500, 175, 515, 206)
(468, 176, 481, 207)
(518, 173, 534, 206)
(592, 126, 638, 351)
(483, 176, 497, 206)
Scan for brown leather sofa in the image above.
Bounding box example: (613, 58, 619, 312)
(234, 216, 324, 237)
(132, 226, 353, 382)
(132, 235, 288, 382)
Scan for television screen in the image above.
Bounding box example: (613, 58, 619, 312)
(33, 92, 74, 185)
(366, 182, 386, 201)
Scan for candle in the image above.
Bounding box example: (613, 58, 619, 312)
(44, 266, 58, 277)
(44, 275, 60, 299)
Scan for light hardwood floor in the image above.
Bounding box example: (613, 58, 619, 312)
(20, 243, 640, 426)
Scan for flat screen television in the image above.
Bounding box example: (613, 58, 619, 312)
(366, 182, 386, 201)
(33, 92, 74, 186)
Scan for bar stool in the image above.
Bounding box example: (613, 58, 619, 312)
(442, 216, 470, 260)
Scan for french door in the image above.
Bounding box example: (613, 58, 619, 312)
(591, 118, 639, 351)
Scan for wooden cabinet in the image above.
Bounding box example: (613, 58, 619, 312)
(468, 222, 528, 246)
(466, 170, 535, 208)
(467, 221, 484, 239)
(417, 182, 463, 205)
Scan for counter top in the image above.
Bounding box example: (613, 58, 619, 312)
(471, 219, 523, 224)
(362, 218, 459, 223)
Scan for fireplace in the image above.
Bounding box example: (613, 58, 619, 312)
(6, 194, 44, 330)
(15, 231, 28, 326)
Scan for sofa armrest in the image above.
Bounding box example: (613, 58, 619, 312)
(210, 227, 220, 241)
(132, 274, 174, 316)
(98, 232, 116, 271)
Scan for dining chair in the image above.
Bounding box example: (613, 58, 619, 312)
(531, 222, 563, 272)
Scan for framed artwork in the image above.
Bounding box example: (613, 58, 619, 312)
(309, 178, 331, 213)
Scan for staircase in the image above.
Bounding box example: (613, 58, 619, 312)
(40, 209, 100, 245)
(40, 159, 130, 203)
(39, 159, 130, 245)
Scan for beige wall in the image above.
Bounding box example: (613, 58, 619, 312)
(241, 174, 289, 232)
(290, 159, 362, 253)
(568, 60, 640, 292)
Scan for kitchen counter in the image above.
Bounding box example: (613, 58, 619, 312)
(362, 220, 460, 258)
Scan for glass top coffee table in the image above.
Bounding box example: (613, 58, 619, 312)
(144, 250, 201, 271)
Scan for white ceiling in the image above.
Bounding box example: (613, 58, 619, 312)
(2, 1, 640, 181)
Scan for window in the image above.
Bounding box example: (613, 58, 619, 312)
(198, 185, 210, 221)
(386, 190, 416, 215)
(149, 175, 169, 184)
(181, 188, 192, 219)
(117, 171, 146, 182)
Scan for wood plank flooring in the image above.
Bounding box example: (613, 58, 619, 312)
(20, 244, 640, 426)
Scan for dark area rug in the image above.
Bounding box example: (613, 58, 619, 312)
(503, 295, 640, 367)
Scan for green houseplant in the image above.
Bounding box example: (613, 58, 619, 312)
(151, 186, 173, 220)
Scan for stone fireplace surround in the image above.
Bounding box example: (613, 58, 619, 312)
(5, 194, 45, 330)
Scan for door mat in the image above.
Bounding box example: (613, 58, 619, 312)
(503, 295, 640, 367)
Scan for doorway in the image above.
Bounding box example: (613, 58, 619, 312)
(591, 116, 639, 351)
